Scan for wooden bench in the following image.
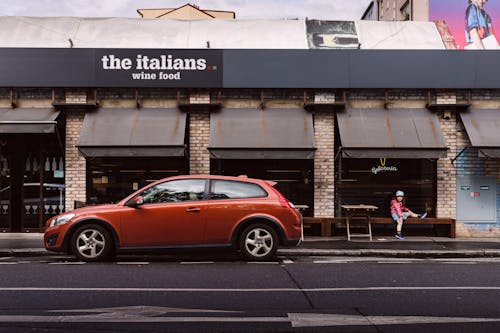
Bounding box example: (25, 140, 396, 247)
(303, 217, 456, 238)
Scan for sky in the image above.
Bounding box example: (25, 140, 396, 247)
(0, 0, 372, 20)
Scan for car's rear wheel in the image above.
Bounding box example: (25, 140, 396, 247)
(71, 224, 113, 262)
(239, 223, 278, 261)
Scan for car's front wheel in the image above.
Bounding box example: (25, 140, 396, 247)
(239, 223, 278, 261)
(70, 224, 113, 262)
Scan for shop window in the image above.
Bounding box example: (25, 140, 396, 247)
(336, 158, 436, 218)
(88, 157, 188, 204)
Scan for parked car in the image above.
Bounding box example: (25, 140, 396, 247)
(44, 175, 303, 261)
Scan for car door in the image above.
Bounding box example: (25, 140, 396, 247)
(120, 179, 207, 247)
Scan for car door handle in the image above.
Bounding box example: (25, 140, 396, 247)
(185, 207, 201, 213)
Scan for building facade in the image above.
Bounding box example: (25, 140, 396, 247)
(0, 18, 499, 238)
(363, 0, 429, 21)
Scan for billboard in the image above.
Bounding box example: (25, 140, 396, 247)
(306, 20, 359, 49)
(430, 0, 500, 49)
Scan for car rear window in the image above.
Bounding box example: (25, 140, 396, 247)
(210, 180, 268, 200)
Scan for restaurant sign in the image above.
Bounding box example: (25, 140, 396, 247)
(95, 49, 223, 87)
(371, 158, 398, 175)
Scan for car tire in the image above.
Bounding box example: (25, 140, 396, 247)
(239, 223, 278, 261)
(70, 224, 113, 262)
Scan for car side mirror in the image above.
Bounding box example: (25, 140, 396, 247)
(127, 196, 144, 208)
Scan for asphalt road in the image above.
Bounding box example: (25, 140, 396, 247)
(1, 253, 500, 333)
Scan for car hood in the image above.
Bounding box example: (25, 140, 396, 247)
(70, 204, 120, 215)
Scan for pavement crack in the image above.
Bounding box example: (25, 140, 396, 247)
(281, 265, 315, 310)
(355, 307, 382, 333)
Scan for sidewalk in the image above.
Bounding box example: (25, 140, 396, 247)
(1, 233, 500, 258)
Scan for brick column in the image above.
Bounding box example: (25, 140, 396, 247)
(189, 110, 210, 175)
(65, 111, 86, 211)
(436, 112, 457, 219)
(313, 111, 335, 218)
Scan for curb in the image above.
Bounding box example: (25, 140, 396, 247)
(279, 248, 500, 258)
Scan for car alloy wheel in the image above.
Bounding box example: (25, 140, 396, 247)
(239, 223, 278, 261)
(71, 224, 112, 261)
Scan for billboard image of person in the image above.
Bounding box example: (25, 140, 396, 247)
(465, 0, 497, 49)
(431, 0, 500, 49)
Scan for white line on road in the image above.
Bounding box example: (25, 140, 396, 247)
(313, 260, 350, 264)
(180, 262, 214, 265)
(377, 261, 415, 264)
(0, 286, 500, 292)
(116, 262, 150, 265)
(247, 262, 279, 265)
(48, 262, 86, 265)
(0, 262, 17, 265)
(0, 257, 13, 260)
(281, 260, 294, 264)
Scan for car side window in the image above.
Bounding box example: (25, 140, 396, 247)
(140, 179, 206, 204)
(210, 180, 268, 200)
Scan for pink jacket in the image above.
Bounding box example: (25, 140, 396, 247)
(390, 197, 409, 217)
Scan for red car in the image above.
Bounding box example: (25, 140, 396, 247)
(44, 175, 303, 261)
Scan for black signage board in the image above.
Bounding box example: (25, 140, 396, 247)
(0, 48, 223, 88)
(0, 48, 500, 89)
(0, 48, 95, 87)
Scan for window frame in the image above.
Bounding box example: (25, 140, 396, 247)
(128, 178, 209, 206)
(208, 179, 269, 201)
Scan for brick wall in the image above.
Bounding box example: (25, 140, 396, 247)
(189, 92, 211, 104)
(436, 112, 457, 219)
(189, 110, 210, 174)
(313, 111, 335, 218)
(65, 111, 86, 211)
(65, 90, 87, 104)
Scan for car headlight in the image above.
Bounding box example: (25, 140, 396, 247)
(49, 213, 76, 227)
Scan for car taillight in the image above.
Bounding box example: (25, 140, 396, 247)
(270, 186, 293, 209)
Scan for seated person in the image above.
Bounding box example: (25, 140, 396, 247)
(390, 190, 427, 240)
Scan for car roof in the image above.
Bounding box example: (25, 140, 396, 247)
(167, 175, 266, 184)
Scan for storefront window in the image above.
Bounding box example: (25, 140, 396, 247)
(336, 158, 436, 217)
(0, 151, 9, 231)
(87, 157, 187, 204)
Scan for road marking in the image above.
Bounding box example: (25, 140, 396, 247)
(282, 259, 294, 264)
(441, 262, 477, 265)
(48, 262, 86, 265)
(0, 262, 17, 265)
(289, 313, 500, 328)
(0, 311, 498, 327)
(1, 286, 500, 292)
(0, 257, 13, 260)
(247, 262, 279, 265)
(377, 261, 415, 264)
(116, 262, 150, 265)
(180, 261, 214, 265)
(313, 260, 350, 264)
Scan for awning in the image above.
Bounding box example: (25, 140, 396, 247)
(209, 108, 315, 159)
(77, 108, 186, 158)
(0, 108, 60, 133)
(460, 109, 500, 158)
(337, 108, 448, 159)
